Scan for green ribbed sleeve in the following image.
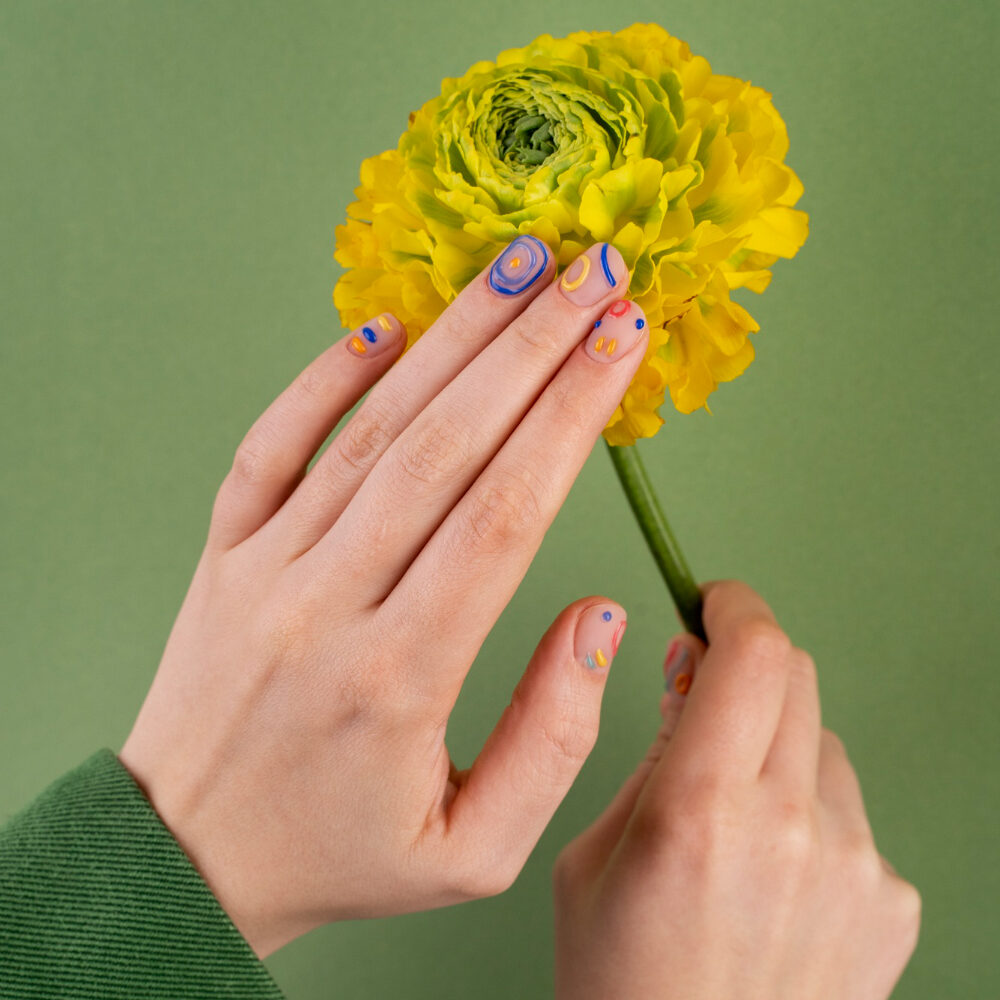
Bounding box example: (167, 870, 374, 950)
(0, 749, 285, 998)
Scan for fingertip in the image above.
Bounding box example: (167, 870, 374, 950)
(345, 312, 406, 359)
(573, 599, 627, 676)
(485, 234, 555, 299)
(583, 299, 648, 365)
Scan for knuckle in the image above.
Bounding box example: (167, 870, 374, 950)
(546, 376, 596, 436)
(335, 404, 397, 476)
(459, 469, 545, 555)
(507, 681, 596, 779)
(512, 317, 566, 359)
(730, 618, 791, 664)
(292, 362, 331, 402)
(790, 647, 817, 680)
(841, 829, 882, 882)
(630, 775, 727, 861)
(893, 880, 923, 931)
(701, 579, 747, 621)
(435, 301, 486, 348)
(773, 799, 817, 869)
(820, 727, 847, 757)
(539, 714, 597, 771)
(231, 432, 277, 486)
(395, 414, 470, 488)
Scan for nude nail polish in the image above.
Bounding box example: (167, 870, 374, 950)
(488, 235, 551, 297)
(559, 243, 627, 307)
(664, 639, 693, 696)
(584, 300, 648, 363)
(347, 313, 403, 358)
(575, 603, 627, 672)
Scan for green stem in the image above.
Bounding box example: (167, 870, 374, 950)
(605, 440, 706, 642)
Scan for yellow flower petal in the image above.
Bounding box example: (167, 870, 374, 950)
(333, 22, 809, 445)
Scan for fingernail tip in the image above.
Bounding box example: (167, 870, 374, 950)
(601, 243, 628, 284)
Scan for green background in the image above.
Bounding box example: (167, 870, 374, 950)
(1, 1, 996, 996)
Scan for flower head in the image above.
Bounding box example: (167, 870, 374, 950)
(334, 23, 808, 444)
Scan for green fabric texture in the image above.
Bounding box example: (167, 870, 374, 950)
(0, 749, 285, 998)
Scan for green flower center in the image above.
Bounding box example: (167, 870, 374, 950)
(498, 111, 557, 167)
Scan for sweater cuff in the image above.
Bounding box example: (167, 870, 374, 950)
(0, 749, 285, 998)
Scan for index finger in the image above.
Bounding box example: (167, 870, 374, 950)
(645, 580, 793, 792)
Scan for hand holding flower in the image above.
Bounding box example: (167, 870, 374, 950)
(553, 581, 922, 1000)
(119, 239, 645, 958)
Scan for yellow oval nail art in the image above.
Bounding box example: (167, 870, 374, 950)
(560, 254, 591, 291)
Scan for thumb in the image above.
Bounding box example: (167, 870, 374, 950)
(568, 630, 707, 859)
(447, 598, 626, 886)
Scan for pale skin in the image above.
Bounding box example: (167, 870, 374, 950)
(553, 585, 922, 999)
(119, 239, 920, 994)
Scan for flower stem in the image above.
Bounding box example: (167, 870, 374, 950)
(605, 440, 706, 642)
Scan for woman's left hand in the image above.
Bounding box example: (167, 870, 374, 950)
(119, 237, 647, 957)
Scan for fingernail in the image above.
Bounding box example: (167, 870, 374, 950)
(584, 300, 647, 363)
(664, 639, 693, 697)
(575, 603, 627, 672)
(347, 313, 403, 358)
(559, 243, 627, 307)
(488, 235, 551, 297)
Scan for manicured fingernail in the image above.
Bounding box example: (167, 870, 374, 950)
(559, 243, 627, 307)
(575, 603, 627, 672)
(584, 300, 647, 363)
(347, 313, 403, 358)
(488, 235, 551, 297)
(664, 639, 693, 697)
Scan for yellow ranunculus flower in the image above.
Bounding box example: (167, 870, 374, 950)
(334, 22, 808, 444)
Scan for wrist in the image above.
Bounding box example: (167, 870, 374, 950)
(116, 741, 295, 959)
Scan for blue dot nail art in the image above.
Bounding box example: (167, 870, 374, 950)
(362, 326, 378, 343)
(602, 610, 613, 622)
(635, 319, 645, 330)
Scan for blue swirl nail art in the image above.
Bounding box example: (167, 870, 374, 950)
(488, 235, 550, 296)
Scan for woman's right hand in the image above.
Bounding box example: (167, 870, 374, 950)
(553, 580, 921, 1000)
